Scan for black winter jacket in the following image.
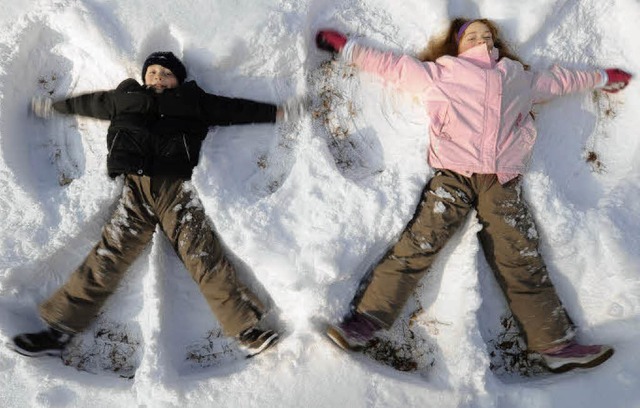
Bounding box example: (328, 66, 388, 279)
(52, 79, 277, 179)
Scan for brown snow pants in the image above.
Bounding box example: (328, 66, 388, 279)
(40, 175, 264, 337)
(356, 170, 573, 352)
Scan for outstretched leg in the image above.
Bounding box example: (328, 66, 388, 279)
(328, 171, 474, 350)
(475, 175, 572, 352)
(475, 175, 613, 372)
(356, 170, 474, 327)
(152, 177, 266, 338)
(39, 175, 157, 334)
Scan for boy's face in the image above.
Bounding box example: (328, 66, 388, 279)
(144, 64, 179, 93)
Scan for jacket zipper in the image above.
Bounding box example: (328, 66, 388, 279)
(182, 134, 192, 162)
(108, 131, 121, 158)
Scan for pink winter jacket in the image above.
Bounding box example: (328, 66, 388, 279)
(343, 42, 604, 183)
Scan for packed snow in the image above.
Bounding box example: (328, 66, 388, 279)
(1, 0, 639, 407)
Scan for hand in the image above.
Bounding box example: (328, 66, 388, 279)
(31, 96, 54, 118)
(280, 96, 309, 123)
(602, 68, 632, 93)
(315, 30, 348, 53)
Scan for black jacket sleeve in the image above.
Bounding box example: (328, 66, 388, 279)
(200, 92, 277, 126)
(52, 79, 155, 120)
(52, 90, 117, 119)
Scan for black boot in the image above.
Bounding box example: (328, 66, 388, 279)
(10, 327, 72, 357)
(237, 327, 279, 358)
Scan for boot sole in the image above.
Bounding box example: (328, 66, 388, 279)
(7, 342, 63, 358)
(544, 347, 614, 374)
(325, 325, 365, 352)
(245, 332, 280, 358)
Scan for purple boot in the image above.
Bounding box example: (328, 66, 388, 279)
(326, 312, 380, 351)
(540, 341, 614, 373)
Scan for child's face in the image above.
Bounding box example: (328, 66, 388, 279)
(144, 64, 179, 93)
(457, 21, 494, 55)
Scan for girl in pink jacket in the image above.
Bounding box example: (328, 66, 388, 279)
(316, 18, 632, 374)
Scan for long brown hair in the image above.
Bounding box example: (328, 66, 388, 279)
(418, 18, 529, 70)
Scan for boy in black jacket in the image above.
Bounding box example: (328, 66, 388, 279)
(11, 52, 297, 358)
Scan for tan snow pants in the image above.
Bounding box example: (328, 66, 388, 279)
(356, 170, 573, 352)
(40, 175, 264, 337)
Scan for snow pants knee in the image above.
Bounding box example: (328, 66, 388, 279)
(356, 170, 574, 352)
(40, 175, 264, 337)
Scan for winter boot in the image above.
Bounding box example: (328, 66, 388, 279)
(540, 341, 614, 373)
(237, 327, 279, 358)
(326, 312, 380, 351)
(9, 327, 72, 357)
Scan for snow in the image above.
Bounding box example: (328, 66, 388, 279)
(1, 0, 639, 407)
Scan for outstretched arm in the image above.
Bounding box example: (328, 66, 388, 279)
(532, 65, 632, 103)
(33, 79, 154, 120)
(31, 91, 117, 120)
(316, 29, 436, 93)
(52, 91, 118, 120)
(201, 93, 277, 126)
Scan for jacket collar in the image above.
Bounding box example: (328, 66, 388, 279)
(457, 44, 499, 69)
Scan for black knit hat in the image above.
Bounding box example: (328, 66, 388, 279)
(142, 51, 187, 84)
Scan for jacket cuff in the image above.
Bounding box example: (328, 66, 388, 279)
(52, 99, 69, 114)
(596, 69, 608, 88)
(341, 40, 356, 63)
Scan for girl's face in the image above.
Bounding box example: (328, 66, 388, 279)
(457, 21, 494, 55)
(144, 64, 179, 93)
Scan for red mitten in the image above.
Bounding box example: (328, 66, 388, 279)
(602, 68, 632, 93)
(316, 30, 348, 53)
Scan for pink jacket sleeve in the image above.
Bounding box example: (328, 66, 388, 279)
(343, 41, 436, 92)
(531, 65, 604, 104)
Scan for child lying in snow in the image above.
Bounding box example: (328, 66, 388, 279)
(12, 51, 304, 359)
(317, 18, 632, 374)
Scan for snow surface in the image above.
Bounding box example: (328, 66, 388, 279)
(1, 0, 639, 407)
